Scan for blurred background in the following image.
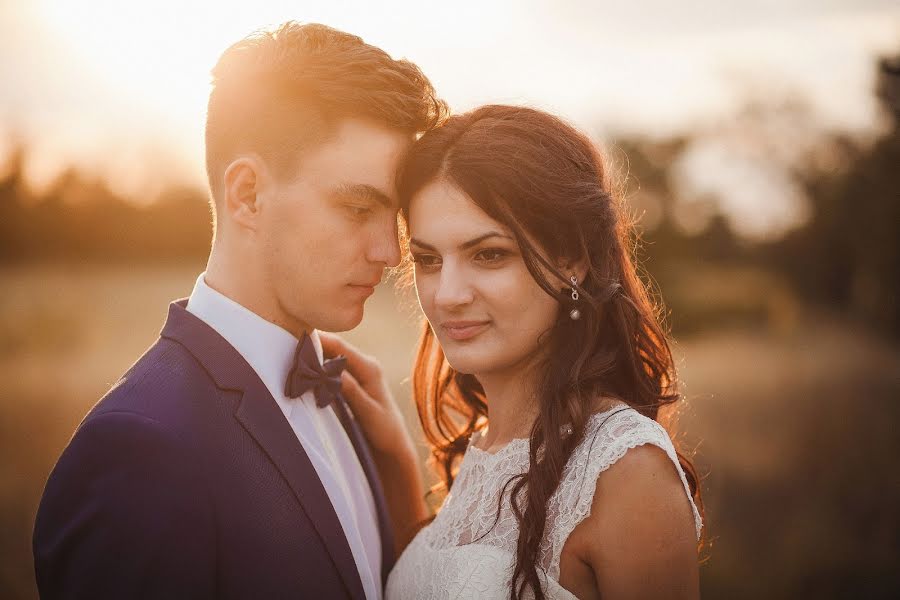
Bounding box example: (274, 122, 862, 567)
(1, 1, 898, 598)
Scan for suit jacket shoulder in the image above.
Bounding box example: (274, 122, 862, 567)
(33, 338, 220, 598)
(87, 335, 224, 429)
(34, 300, 370, 600)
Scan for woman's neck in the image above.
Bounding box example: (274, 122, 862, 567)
(475, 355, 545, 452)
(474, 357, 624, 453)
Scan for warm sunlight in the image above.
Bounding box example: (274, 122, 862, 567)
(3, 3, 900, 599)
(5, 0, 899, 227)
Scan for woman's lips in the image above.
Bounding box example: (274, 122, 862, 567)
(441, 321, 490, 341)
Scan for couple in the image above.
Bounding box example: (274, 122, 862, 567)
(33, 22, 703, 600)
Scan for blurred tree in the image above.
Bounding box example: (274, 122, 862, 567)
(768, 53, 900, 338)
(0, 146, 30, 261)
(0, 156, 211, 264)
(1, 50, 897, 340)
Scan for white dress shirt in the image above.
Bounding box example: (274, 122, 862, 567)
(186, 273, 382, 600)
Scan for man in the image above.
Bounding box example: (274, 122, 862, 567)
(33, 22, 446, 599)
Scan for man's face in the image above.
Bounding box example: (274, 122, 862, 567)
(257, 118, 408, 333)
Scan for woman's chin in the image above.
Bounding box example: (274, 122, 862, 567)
(441, 347, 495, 377)
(440, 351, 476, 375)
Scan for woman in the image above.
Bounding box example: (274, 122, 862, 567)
(326, 105, 703, 599)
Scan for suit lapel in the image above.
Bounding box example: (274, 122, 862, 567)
(160, 300, 366, 600)
(331, 395, 396, 583)
(234, 380, 365, 600)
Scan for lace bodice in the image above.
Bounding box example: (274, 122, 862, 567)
(386, 404, 703, 599)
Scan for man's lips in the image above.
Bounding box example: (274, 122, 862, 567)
(441, 320, 490, 341)
(347, 281, 379, 296)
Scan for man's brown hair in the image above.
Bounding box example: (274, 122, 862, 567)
(205, 22, 448, 200)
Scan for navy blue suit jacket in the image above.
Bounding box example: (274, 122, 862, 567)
(33, 300, 394, 599)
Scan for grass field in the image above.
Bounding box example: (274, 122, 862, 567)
(1, 263, 898, 599)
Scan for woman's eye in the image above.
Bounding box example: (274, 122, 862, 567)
(474, 248, 508, 263)
(411, 254, 441, 269)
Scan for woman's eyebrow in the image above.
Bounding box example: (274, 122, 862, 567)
(409, 238, 437, 251)
(410, 231, 513, 252)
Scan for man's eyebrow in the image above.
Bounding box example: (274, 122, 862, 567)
(410, 231, 513, 252)
(335, 183, 395, 209)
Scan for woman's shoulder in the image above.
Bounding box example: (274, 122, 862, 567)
(541, 403, 701, 580)
(575, 402, 674, 467)
(556, 401, 702, 540)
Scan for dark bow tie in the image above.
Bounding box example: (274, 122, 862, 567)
(284, 333, 347, 408)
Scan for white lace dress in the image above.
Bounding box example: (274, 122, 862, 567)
(385, 404, 703, 600)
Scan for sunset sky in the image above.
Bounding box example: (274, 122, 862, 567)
(0, 0, 897, 237)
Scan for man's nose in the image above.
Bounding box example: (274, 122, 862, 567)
(368, 216, 402, 268)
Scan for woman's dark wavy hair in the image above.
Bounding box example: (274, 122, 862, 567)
(397, 105, 703, 600)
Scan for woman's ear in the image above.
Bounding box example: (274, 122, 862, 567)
(557, 255, 589, 287)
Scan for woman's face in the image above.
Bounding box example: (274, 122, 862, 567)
(408, 179, 561, 378)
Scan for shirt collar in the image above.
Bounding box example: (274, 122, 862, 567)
(185, 272, 323, 404)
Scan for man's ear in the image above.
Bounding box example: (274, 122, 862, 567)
(222, 156, 266, 231)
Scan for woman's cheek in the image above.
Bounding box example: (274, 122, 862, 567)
(496, 268, 540, 315)
(414, 273, 438, 317)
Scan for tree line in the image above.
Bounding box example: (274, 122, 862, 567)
(1, 55, 897, 338)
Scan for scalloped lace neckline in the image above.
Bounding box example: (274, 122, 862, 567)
(467, 402, 632, 460)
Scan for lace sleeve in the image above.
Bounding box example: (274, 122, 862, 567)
(542, 408, 703, 580)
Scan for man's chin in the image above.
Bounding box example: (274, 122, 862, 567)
(318, 304, 365, 333)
